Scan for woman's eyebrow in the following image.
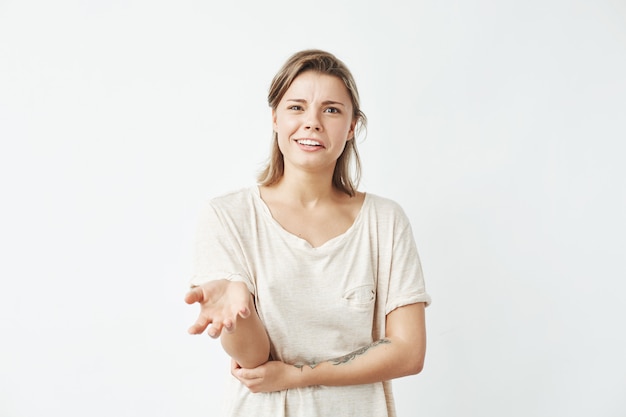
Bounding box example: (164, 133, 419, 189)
(322, 100, 346, 107)
(285, 98, 346, 107)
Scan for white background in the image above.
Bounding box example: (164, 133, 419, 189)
(1, 0, 625, 416)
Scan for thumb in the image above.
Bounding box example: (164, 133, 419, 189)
(184, 287, 204, 304)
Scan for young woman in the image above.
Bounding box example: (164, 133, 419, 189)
(185, 49, 431, 417)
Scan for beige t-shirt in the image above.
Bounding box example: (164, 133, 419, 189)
(191, 187, 431, 417)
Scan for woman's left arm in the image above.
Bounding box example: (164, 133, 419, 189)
(231, 302, 426, 393)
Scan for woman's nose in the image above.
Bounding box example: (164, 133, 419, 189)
(304, 111, 322, 131)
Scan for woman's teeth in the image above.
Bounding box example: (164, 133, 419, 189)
(298, 139, 321, 146)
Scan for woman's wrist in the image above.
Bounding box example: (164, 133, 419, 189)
(292, 361, 322, 388)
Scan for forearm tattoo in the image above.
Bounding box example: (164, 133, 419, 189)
(294, 339, 391, 371)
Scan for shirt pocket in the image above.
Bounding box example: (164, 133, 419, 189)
(342, 284, 375, 308)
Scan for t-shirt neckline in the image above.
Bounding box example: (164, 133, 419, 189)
(250, 186, 369, 251)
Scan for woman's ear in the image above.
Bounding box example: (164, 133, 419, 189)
(347, 118, 357, 140)
(272, 109, 277, 132)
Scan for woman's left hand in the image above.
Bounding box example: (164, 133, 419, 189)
(231, 359, 301, 393)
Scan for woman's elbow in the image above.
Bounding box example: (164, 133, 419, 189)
(403, 349, 425, 376)
(402, 358, 424, 376)
(410, 358, 425, 375)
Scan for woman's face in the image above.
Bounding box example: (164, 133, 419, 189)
(272, 71, 356, 176)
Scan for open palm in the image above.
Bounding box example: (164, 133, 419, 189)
(185, 279, 252, 338)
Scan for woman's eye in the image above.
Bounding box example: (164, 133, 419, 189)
(288, 105, 302, 111)
(324, 107, 339, 114)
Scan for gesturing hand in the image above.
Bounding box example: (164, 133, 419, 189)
(184, 280, 252, 338)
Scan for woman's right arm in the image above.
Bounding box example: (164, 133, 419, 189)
(185, 279, 270, 369)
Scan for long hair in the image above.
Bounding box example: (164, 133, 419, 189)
(257, 50, 367, 197)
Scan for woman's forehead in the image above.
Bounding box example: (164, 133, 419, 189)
(283, 71, 351, 102)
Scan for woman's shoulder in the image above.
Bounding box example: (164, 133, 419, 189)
(207, 187, 255, 206)
(364, 192, 407, 215)
(361, 192, 414, 232)
(200, 187, 258, 219)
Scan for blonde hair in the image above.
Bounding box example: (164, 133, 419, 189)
(257, 49, 367, 197)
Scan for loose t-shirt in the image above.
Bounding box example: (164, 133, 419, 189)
(191, 187, 431, 417)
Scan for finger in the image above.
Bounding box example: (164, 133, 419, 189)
(184, 287, 204, 304)
(231, 361, 249, 382)
(237, 367, 259, 380)
(188, 315, 211, 335)
(207, 322, 223, 338)
(231, 369, 243, 383)
(223, 318, 235, 333)
(238, 305, 251, 319)
(231, 359, 241, 377)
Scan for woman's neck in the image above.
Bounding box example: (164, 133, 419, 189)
(264, 169, 347, 208)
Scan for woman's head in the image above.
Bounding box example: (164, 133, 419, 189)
(258, 49, 367, 196)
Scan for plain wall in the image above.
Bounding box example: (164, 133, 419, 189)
(1, 0, 625, 416)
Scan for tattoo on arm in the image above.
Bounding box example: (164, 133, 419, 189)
(294, 363, 318, 372)
(329, 339, 391, 365)
(293, 339, 391, 371)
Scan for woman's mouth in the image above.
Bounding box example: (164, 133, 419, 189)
(296, 139, 324, 148)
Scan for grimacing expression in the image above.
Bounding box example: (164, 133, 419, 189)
(272, 71, 356, 175)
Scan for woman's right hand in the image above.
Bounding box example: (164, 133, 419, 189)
(184, 279, 252, 338)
